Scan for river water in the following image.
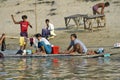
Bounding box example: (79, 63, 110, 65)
(0, 54, 120, 80)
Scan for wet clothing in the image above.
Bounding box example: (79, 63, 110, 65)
(70, 39, 88, 53)
(30, 38, 33, 47)
(33, 37, 38, 48)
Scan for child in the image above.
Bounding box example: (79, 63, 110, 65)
(35, 33, 52, 54)
(92, 2, 110, 15)
(11, 15, 32, 54)
(11, 15, 32, 38)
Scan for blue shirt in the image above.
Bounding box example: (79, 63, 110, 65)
(70, 39, 88, 53)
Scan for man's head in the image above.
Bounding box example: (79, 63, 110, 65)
(70, 34, 77, 41)
(105, 2, 110, 7)
(35, 33, 42, 40)
(45, 19, 50, 25)
(22, 15, 27, 21)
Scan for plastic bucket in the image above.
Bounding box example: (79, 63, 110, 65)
(104, 53, 110, 57)
(52, 46, 59, 54)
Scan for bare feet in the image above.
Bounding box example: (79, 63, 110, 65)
(87, 50, 96, 55)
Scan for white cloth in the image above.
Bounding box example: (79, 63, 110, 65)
(33, 37, 38, 48)
(47, 23, 54, 31)
(40, 38, 51, 45)
(50, 30, 56, 36)
(47, 23, 56, 36)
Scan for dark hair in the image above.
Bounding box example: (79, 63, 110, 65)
(45, 19, 49, 22)
(35, 33, 42, 38)
(22, 15, 27, 19)
(71, 34, 77, 39)
(105, 2, 110, 6)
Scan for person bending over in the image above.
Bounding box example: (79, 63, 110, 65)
(65, 34, 88, 54)
(92, 2, 110, 15)
(35, 33, 52, 54)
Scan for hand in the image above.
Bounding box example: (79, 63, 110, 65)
(1, 34, 5, 39)
(29, 25, 32, 28)
(2, 35, 5, 39)
(11, 15, 14, 17)
(2, 33, 5, 36)
(30, 25, 32, 28)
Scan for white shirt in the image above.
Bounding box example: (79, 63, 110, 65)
(40, 38, 51, 45)
(33, 37, 38, 47)
(47, 23, 54, 31)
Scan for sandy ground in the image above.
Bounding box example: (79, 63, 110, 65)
(0, 0, 120, 52)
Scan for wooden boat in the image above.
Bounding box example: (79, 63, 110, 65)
(2, 52, 118, 58)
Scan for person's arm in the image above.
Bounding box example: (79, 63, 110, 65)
(0, 34, 5, 45)
(67, 45, 72, 51)
(101, 7, 105, 14)
(63, 48, 74, 54)
(29, 23, 32, 28)
(11, 15, 20, 24)
(101, 4, 105, 14)
(67, 41, 74, 51)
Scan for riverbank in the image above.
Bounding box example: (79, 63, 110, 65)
(0, 0, 120, 51)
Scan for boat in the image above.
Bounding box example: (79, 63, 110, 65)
(2, 52, 118, 58)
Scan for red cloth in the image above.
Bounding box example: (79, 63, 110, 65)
(19, 21, 29, 32)
(30, 38, 33, 42)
